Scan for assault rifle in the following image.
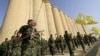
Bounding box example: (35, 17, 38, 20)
(15, 30, 44, 44)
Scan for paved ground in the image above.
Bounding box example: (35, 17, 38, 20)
(44, 40, 100, 56)
(96, 46, 100, 56)
(85, 40, 100, 56)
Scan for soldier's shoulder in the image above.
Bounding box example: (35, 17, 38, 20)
(20, 25, 29, 28)
(21, 25, 28, 27)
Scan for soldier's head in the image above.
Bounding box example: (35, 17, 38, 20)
(65, 31, 68, 34)
(50, 34, 53, 37)
(5, 38, 8, 41)
(27, 19, 36, 27)
(77, 32, 80, 34)
(17, 32, 21, 37)
(59, 35, 62, 37)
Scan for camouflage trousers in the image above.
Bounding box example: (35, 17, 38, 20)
(22, 45, 41, 56)
(11, 47, 21, 56)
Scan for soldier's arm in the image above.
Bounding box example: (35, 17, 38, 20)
(18, 25, 26, 34)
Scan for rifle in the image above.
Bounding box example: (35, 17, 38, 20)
(13, 30, 18, 36)
(15, 30, 44, 44)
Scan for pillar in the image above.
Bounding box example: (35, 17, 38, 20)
(0, 0, 31, 43)
(71, 19, 78, 36)
(59, 11, 69, 33)
(64, 15, 73, 35)
(33, 0, 49, 40)
(68, 17, 76, 36)
(80, 25, 86, 34)
(44, 0, 57, 38)
(82, 25, 90, 35)
(52, 7, 64, 36)
(76, 24, 85, 35)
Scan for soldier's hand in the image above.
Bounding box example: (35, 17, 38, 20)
(9, 49, 12, 53)
(30, 34, 36, 38)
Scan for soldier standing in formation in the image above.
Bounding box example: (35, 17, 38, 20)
(17, 19, 40, 56)
(59, 35, 64, 55)
(0, 38, 9, 56)
(48, 34, 55, 56)
(64, 31, 74, 56)
(77, 32, 86, 53)
(10, 32, 21, 56)
(84, 34, 91, 48)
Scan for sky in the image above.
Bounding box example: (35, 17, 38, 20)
(0, 0, 9, 27)
(0, 0, 100, 29)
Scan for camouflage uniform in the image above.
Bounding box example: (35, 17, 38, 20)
(77, 32, 85, 53)
(10, 36, 21, 56)
(1, 40, 9, 56)
(64, 31, 74, 56)
(48, 34, 55, 56)
(19, 25, 40, 56)
(59, 35, 64, 55)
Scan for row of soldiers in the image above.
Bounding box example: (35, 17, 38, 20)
(0, 19, 97, 56)
(47, 31, 97, 56)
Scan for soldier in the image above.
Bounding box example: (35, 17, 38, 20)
(74, 37, 79, 48)
(41, 38, 48, 56)
(1, 38, 9, 56)
(71, 35, 76, 50)
(33, 31, 41, 56)
(64, 31, 74, 56)
(88, 34, 94, 45)
(59, 35, 64, 55)
(0, 44, 2, 56)
(10, 32, 21, 56)
(77, 32, 86, 53)
(17, 19, 38, 56)
(55, 36, 60, 52)
(84, 34, 91, 48)
(48, 34, 55, 56)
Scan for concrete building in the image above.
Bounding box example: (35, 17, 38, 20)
(0, 0, 91, 43)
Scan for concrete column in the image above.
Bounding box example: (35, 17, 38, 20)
(80, 25, 85, 34)
(64, 15, 70, 33)
(68, 17, 76, 36)
(59, 11, 69, 33)
(71, 19, 78, 36)
(52, 7, 64, 36)
(0, 0, 31, 43)
(29, 0, 34, 19)
(76, 24, 81, 34)
(64, 15, 73, 34)
(82, 25, 90, 34)
(76, 24, 84, 35)
(33, 0, 49, 40)
(44, 0, 56, 38)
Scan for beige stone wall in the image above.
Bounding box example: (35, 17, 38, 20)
(59, 11, 69, 33)
(64, 15, 74, 35)
(44, 0, 57, 39)
(0, 0, 91, 43)
(52, 7, 64, 36)
(33, 0, 49, 40)
(0, 0, 31, 43)
(71, 19, 78, 36)
(83, 25, 91, 34)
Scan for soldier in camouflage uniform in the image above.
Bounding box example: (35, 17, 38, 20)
(18, 19, 39, 56)
(64, 31, 74, 56)
(77, 32, 86, 53)
(55, 36, 60, 52)
(41, 38, 48, 56)
(1, 38, 9, 56)
(48, 34, 55, 56)
(84, 34, 91, 48)
(10, 32, 22, 56)
(59, 35, 64, 55)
